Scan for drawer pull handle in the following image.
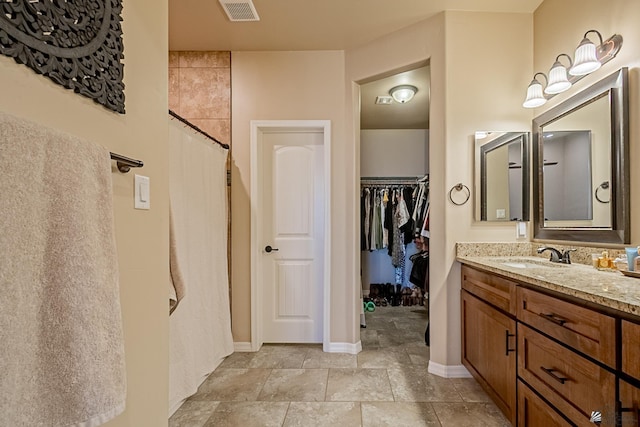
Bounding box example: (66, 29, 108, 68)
(539, 312, 568, 326)
(540, 366, 568, 384)
(505, 330, 515, 356)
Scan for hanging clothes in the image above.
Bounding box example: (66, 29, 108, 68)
(363, 188, 371, 250)
(361, 176, 429, 299)
(360, 179, 427, 252)
(381, 189, 388, 248)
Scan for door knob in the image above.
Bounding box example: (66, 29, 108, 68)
(265, 245, 279, 253)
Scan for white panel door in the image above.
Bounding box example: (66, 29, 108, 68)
(260, 130, 324, 343)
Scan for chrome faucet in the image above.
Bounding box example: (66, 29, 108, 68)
(537, 246, 575, 264)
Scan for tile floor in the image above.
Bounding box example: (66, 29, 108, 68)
(169, 305, 509, 426)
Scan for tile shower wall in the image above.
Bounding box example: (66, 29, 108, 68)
(169, 51, 231, 145)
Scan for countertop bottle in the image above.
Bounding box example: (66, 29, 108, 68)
(598, 251, 612, 269)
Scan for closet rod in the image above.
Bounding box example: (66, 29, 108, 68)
(360, 176, 425, 186)
(169, 110, 230, 150)
(110, 152, 143, 173)
(360, 176, 423, 181)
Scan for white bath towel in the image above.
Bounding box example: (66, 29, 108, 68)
(168, 116, 234, 415)
(0, 111, 126, 427)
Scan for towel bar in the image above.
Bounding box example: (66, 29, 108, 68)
(110, 152, 144, 173)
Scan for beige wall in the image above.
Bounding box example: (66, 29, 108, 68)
(360, 129, 429, 176)
(347, 11, 533, 366)
(230, 51, 346, 343)
(168, 51, 231, 144)
(227, 12, 532, 361)
(533, 0, 640, 244)
(439, 12, 533, 364)
(0, 1, 170, 425)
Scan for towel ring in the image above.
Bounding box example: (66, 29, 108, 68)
(449, 183, 470, 206)
(595, 181, 610, 204)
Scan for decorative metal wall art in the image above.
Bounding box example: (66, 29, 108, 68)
(0, 0, 126, 114)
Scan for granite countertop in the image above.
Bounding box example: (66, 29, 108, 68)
(457, 255, 640, 317)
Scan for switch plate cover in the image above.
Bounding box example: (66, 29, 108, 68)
(134, 174, 150, 210)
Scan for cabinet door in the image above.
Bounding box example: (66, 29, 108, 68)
(517, 380, 573, 427)
(462, 290, 516, 424)
(622, 320, 640, 381)
(619, 380, 640, 427)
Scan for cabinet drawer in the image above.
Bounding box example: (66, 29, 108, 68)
(517, 380, 573, 427)
(619, 380, 640, 427)
(622, 320, 640, 380)
(518, 324, 616, 426)
(517, 287, 616, 367)
(462, 265, 517, 315)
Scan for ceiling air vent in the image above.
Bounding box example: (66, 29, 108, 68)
(375, 96, 393, 105)
(219, 0, 260, 22)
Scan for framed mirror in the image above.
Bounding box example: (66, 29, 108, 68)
(533, 67, 629, 244)
(474, 131, 530, 221)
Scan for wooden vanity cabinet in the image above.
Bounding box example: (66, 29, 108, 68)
(461, 264, 640, 426)
(461, 266, 517, 424)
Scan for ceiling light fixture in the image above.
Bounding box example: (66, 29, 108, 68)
(389, 85, 417, 103)
(522, 29, 622, 108)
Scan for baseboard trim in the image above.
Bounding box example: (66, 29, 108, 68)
(233, 342, 254, 352)
(427, 361, 472, 378)
(324, 341, 362, 354)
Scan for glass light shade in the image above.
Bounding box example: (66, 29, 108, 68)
(389, 85, 417, 103)
(545, 61, 572, 94)
(522, 79, 546, 108)
(569, 38, 601, 76)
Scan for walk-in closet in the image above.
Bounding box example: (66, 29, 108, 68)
(359, 64, 430, 347)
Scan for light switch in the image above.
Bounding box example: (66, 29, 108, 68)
(134, 174, 150, 210)
(496, 209, 506, 219)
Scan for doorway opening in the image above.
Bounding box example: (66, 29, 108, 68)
(358, 62, 431, 355)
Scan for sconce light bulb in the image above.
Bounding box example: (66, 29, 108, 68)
(545, 61, 572, 94)
(523, 78, 547, 108)
(570, 38, 601, 76)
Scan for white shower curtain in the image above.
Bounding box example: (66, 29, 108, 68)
(168, 117, 233, 415)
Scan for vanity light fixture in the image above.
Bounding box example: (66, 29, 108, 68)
(522, 73, 547, 108)
(545, 54, 573, 94)
(522, 29, 622, 108)
(389, 85, 417, 103)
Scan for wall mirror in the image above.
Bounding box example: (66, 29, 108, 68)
(533, 67, 629, 244)
(474, 131, 530, 222)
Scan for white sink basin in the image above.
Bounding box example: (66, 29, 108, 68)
(498, 258, 566, 269)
